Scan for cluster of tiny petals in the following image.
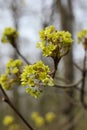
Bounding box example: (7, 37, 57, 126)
(37, 25, 73, 58)
(0, 59, 22, 90)
(77, 30, 87, 49)
(77, 29, 87, 43)
(21, 60, 54, 87)
(6, 59, 22, 74)
(0, 74, 12, 90)
(1, 27, 19, 44)
(21, 61, 54, 98)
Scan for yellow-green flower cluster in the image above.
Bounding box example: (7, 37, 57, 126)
(0, 74, 14, 90)
(37, 25, 73, 58)
(1, 27, 18, 44)
(77, 29, 87, 43)
(31, 112, 45, 127)
(21, 60, 54, 86)
(21, 60, 54, 98)
(3, 115, 14, 126)
(0, 59, 22, 90)
(6, 59, 22, 75)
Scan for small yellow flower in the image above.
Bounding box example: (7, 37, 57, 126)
(3, 115, 14, 126)
(77, 29, 87, 49)
(45, 112, 56, 122)
(12, 67, 19, 74)
(35, 116, 45, 127)
(31, 112, 39, 120)
(77, 29, 87, 43)
(0, 74, 7, 81)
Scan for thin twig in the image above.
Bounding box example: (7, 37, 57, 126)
(11, 38, 30, 65)
(15, 47, 30, 65)
(54, 78, 82, 89)
(0, 85, 34, 130)
(61, 109, 84, 130)
(12, 41, 30, 65)
(55, 76, 71, 84)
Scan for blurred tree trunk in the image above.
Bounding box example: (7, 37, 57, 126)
(38, 2, 75, 130)
(56, 0, 74, 130)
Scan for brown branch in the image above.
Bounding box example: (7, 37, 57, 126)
(80, 50, 87, 109)
(52, 57, 60, 78)
(0, 85, 34, 130)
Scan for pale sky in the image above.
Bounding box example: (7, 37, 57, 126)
(0, 0, 87, 66)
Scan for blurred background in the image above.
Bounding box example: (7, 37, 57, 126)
(0, 0, 87, 130)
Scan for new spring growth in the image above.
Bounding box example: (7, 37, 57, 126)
(77, 29, 87, 50)
(6, 59, 22, 75)
(21, 60, 54, 98)
(37, 25, 73, 58)
(0, 59, 22, 90)
(1, 27, 19, 45)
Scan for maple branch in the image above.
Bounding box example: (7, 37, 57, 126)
(0, 85, 34, 130)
